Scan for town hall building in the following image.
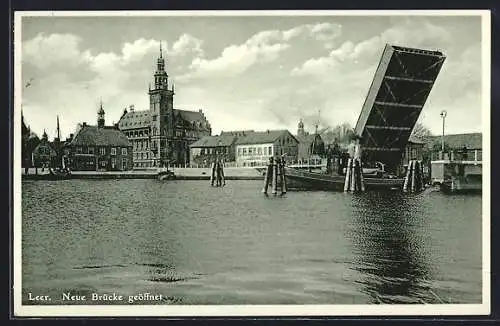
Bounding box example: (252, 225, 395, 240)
(118, 44, 212, 168)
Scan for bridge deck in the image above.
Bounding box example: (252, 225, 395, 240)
(354, 44, 446, 170)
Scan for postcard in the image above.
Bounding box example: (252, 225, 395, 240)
(13, 9, 491, 317)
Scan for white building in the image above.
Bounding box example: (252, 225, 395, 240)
(234, 130, 298, 167)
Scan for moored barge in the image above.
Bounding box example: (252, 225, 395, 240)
(284, 167, 404, 191)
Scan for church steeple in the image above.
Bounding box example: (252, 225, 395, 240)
(97, 99, 105, 128)
(297, 118, 305, 136)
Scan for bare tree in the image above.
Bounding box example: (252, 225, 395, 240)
(411, 122, 433, 140)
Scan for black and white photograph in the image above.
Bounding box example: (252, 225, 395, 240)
(14, 10, 490, 317)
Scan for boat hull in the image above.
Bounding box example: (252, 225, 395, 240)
(285, 168, 404, 191)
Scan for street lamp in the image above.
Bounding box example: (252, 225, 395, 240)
(440, 110, 447, 158)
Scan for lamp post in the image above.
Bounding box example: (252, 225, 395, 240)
(440, 110, 447, 159)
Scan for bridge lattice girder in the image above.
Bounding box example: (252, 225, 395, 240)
(354, 44, 446, 170)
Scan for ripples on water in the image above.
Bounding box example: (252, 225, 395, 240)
(21, 180, 482, 305)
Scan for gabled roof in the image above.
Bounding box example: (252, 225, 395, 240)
(408, 135, 427, 144)
(220, 130, 255, 137)
(427, 133, 482, 150)
(118, 108, 209, 130)
(177, 109, 206, 123)
(33, 138, 56, 154)
(71, 125, 131, 147)
(235, 130, 297, 145)
(118, 110, 151, 130)
(296, 133, 324, 144)
(189, 134, 237, 148)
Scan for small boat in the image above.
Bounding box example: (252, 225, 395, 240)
(46, 167, 72, 180)
(157, 168, 176, 181)
(284, 167, 404, 191)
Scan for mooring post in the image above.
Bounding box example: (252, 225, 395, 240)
(403, 161, 411, 192)
(359, 160, 366, 191)
(220, 159, 225, 187)
(216, 161, 221, 187)
(354, 159, 362, 191)
(210, 160, 216, 186)
(262, 157, 273, 194)
(411, 160, 416, 193)
(281, 158, 287, 194)
(344, 158, 352, 192)
(415, 160, 422, 191)
(350, 159, 357, 191)
(272, 157, 278, 195)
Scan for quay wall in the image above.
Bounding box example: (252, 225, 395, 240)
(21, 167, 264, 181)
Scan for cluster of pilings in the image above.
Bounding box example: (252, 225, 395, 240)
(210, 159, 225, 187)
(344, 158, 365, 192)
(403, 160, 424, 193)
(262, 157, 287, 195)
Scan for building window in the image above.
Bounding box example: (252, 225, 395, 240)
(76, 147, 82, 154)
(257, 147, 262, 155)
(89, 147, 95, 155)
(111, 158, 116, 169)
(264, 147, 268, 155)
(99, 147, 106, 155)
(152, 115, 157, 121)
(243, 148, 247, 155)
(122, 148, 128, 155)
(100, 160, 106, 167)
(268, 146, 273, 156)
(237, 148, 242, 156)
(111, 147, 116, 155)
(122, 158, 128, 169)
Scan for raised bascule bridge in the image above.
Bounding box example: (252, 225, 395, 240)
(354, 44, 446, 174)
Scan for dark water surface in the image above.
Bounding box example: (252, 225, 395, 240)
(21, 180, 482, 305)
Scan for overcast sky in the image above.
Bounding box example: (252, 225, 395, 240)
(19, 13, 484, 140)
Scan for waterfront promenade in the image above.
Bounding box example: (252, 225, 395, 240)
(21, 167, 264, 180)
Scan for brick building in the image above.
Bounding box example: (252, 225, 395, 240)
(189, 134, 238, 167)
(118, 45, 211, 168)
(68, 104, 133, 171)
(32, 130, 57, 168)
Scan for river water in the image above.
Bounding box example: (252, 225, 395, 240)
(21, 180, 482, 305)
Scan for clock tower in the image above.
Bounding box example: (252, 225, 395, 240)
(148, 42, 175, 167)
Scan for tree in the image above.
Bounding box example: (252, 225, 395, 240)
(411, 122, 433, 141)
(322, 122, 355, 145)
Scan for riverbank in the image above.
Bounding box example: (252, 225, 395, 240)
(21, 167, 265, 181)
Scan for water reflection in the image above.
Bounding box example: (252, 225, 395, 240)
(347, 192, 435, 304)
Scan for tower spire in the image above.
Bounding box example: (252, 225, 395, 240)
(97, 98, 105, 128)
(56, 115, 61, 140)
(160, 41, 163, 58)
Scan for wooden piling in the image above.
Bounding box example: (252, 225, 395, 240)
(281, 158, 287, 194)
(272, 157, 278, 195)
(354, 159, 361, 191)
(403, 160, 411, 192)
(411, 160, 416, 193)
(262, 158, 273, 194)
(359, 160, 366, 192)
(350, 159, 357, 191)
(210, 161, 216, 186)
(343, 158, 352, 192)
(219, 160, 225, 187)
(415, 160, 422, 191)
